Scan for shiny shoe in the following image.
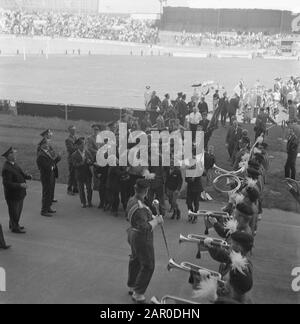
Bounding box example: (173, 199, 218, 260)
(132, 293, 146, 304)
(0, 245, 11, 250)
(48, 209, 56, 214)
(41, 212, 53, 217)
(11, 229, 26, 234)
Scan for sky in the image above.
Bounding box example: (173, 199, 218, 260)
(99, 0, 300, 13)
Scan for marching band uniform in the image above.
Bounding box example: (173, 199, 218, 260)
(65, 126, 78, 195)
(2, 147, 31, 234)
(71, 138, 94, 208)
(126, 179, 163, 303)
(37, 139, 57, 217)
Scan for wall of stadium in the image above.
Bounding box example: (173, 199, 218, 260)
(0, 0, 99, 13)
(161, 7, 300, 33)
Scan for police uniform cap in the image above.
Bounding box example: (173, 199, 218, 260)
(136, 179, 150, 190)
(91, 124, 100, 130)
(231, 231, 254, 253)
(40, 129, 52, 137)
(68, 125, 76, 131)
(2, 147, 15, 158)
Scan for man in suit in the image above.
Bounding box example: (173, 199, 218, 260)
(87, 124, 100, 162)
(72, 137, 94, 208)
(219, 92, 229, 127)
(65, 125, 78, 195)
(285, 127, 299, 180)
(37, 138, 57, 217)
(228, 95, 240, 125)
(2, 147, 31, 235)
(38, 129, 61, 203)
(198, 96, 209, 115)
(226, 119, 243, 162)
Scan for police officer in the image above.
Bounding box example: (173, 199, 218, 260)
(126, 179, 164, 304)
(37, 138, 57, 217)
(2, 147, 32, 235)
(65, 125, 78, 195)
(38, 129, 61, 203)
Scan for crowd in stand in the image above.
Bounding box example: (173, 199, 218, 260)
(173, 31, 283, 49)
(0, 10, 159, 44)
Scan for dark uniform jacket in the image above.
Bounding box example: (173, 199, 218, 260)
(166, 167, 183, 191)
(2, 161, 31, 201)
(218, 97, 229, 113)
(226, 125, 242, 146)
(65, 135, 77, 162)
(185, 176, 202, 193)
(287, 134, 299, 157)
(126, 196, 153, 238)
(198, 101, 209, 115)
(71, 150, 93, 182)
(36, 149, 56, 181)
(228, 98, 239, 116)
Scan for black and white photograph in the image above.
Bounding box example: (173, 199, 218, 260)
(0, 0, 300, 308)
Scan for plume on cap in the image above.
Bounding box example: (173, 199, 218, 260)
(256, 136, 264, 144)
(241, 153, 250, 162)
(235, 193, 245, 205)
(224, 219, 238, 236)
(246, 177, 257, 188)
(230, 251, 249, 275)
(239, 160, 248, 170)
(192, 278, 218, 303)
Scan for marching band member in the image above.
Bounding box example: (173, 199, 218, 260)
(126, 179, 164, 304)
(208, 202, 254, 239)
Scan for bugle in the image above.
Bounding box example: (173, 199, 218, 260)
(187, 210, 231, 235)
(179, 234, 229, 249)
(167, 258, 223, 282)
(150, 295, 199, 305)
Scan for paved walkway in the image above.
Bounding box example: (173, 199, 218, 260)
(0, 181, 299, 304)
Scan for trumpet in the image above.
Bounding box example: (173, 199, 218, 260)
(167, 258, 223, 282)
(179, 234, 229, 249)
(188, 210, 231, 235)
(150, 295, 199, 305)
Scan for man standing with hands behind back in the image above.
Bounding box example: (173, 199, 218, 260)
(2, 147, 32, 234)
